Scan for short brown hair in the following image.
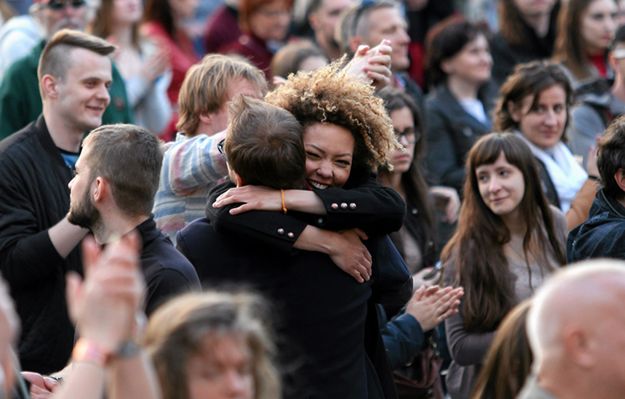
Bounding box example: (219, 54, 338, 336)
(176, 54, 268, 136)
(82, 124, 162, 216)
(225, 96, 305, 189)
(38, 29, 115, 82)
(598, 115, 625, 199)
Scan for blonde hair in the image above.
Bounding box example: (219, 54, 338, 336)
(176, 54, 268, 136)
(143, 291, 280, 399)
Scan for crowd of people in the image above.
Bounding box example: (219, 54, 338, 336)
(1, 0, 625, 398)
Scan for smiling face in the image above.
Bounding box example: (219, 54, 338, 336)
(50, 47, 112, 134)
(186, 334, 254, 399)
(476, 152, 526, 222)
(442, 33, 492, 85)
(510, 84, 567, 150)
(581, 0, 617, 54)
(389, 106, 416, 174)
(303, 122, 355, 189)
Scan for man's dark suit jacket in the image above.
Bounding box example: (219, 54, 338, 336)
(177, 217, 373, 399)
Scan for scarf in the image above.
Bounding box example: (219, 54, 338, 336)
(516, 133, 587, 212)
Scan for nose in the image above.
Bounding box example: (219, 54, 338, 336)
(223, 371, 248, 396)
(316, 161, 333, 179)
(97, 84, 111, 105)
(68, 176, 75, 191)
(397, 28, 410, 45)
(488, 176, 501, 193)
(543, 109, 557, 126)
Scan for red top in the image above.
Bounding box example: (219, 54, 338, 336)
(589, 53, 608, 78)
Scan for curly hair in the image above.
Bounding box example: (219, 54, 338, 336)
(265, 60, 399, 182)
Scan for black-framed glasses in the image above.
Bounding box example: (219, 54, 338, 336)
(394, 127, 418, 144)
(46, 0, 86, 10)
(217, 139, 227, 161)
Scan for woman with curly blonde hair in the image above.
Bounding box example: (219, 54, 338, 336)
(143, 291, 280, 399)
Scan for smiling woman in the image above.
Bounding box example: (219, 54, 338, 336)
(494, 61, 599, 229)
(440, 132, 567, 399)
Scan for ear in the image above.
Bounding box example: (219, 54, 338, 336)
(229, 169, 245, 187)
(614, 168, 625, 193)
(309, 12, 319, 30)
(349, 36, 363, 54)
(508, 100, 523, 123)
(562, 328, 595, 368)
(609, 52, 618, 71)
(441, 59, 454, 75)
(199, 113, 211, 125)
(91, 177, 106, 203)
(41, 75, 59, 99)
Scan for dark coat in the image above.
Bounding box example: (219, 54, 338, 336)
(177, 217, 374, 399)
(567, 189, 625, 262)
(0, 117, 78, 373)
(424, 84, 494, 193)
(136, 217, 201, 315)
(490, 1, 560, 86)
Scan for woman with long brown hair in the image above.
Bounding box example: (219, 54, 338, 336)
(441, 132, 567, 399)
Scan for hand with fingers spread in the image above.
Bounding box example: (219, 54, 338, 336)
(327, 229, 372, 283)
(405, 285, 464, 331)
(67, 232, 145, 354)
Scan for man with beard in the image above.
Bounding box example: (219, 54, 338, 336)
(0, 0, 132, 139)
(0, 30, 113, 373)
(67, 123, 200, 315)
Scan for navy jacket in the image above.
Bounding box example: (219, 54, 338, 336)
(568, 189, 625, 262)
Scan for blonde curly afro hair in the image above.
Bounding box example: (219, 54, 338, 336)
(265, 61, 400, 177)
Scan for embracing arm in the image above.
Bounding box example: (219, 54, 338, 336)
(212, 175, 406, 235)
(0, 174, 86, 289)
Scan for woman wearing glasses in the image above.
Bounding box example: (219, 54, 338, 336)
(377, 87, 459, 287)
(424, 17, 496, 195)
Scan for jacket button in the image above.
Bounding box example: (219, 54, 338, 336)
(287, 232, 295, 238)
(349, 202, 356, 209)
(277, 228, 285, 235)
(340, 202, 348, 209)
(331, 203, 339, 209)
(317, 218, 324, 224)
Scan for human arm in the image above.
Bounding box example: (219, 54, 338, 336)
(429, 186, 460, 223)
(212, 176, 405, 235)
(53, 233, 159, 399)
(165, 132, 228, 195)
(566, 146, 600, 231)
(444, 309, 494, 366)
(567, 103, 605, 168)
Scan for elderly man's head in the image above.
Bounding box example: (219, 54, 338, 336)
(527, 260, 625, 398)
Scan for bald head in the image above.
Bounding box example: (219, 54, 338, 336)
(526, 260, 625, 398)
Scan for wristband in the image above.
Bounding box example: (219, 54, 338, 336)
(116, 340, 141, 359)
(281, 189, 288, 214)
(72, 338, 111, 366)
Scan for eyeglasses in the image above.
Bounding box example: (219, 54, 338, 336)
(394, 127, 418, 144)
(217, 139, 227, 161)
(45, 0, 86, 10)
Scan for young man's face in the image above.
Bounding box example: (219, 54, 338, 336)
(51, 47, 112, 134)
(206, 78, 264, 136)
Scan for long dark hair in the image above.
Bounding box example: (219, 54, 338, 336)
(498, 0, 560, 48)
(377, 87, 435, 249)
(441, 133, 566, 332)
(91, 0, 140, 48)
(553, 0, 615, 79)
(143, 0, 175, 37)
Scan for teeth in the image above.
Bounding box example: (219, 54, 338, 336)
(309, 181, 328, 190)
